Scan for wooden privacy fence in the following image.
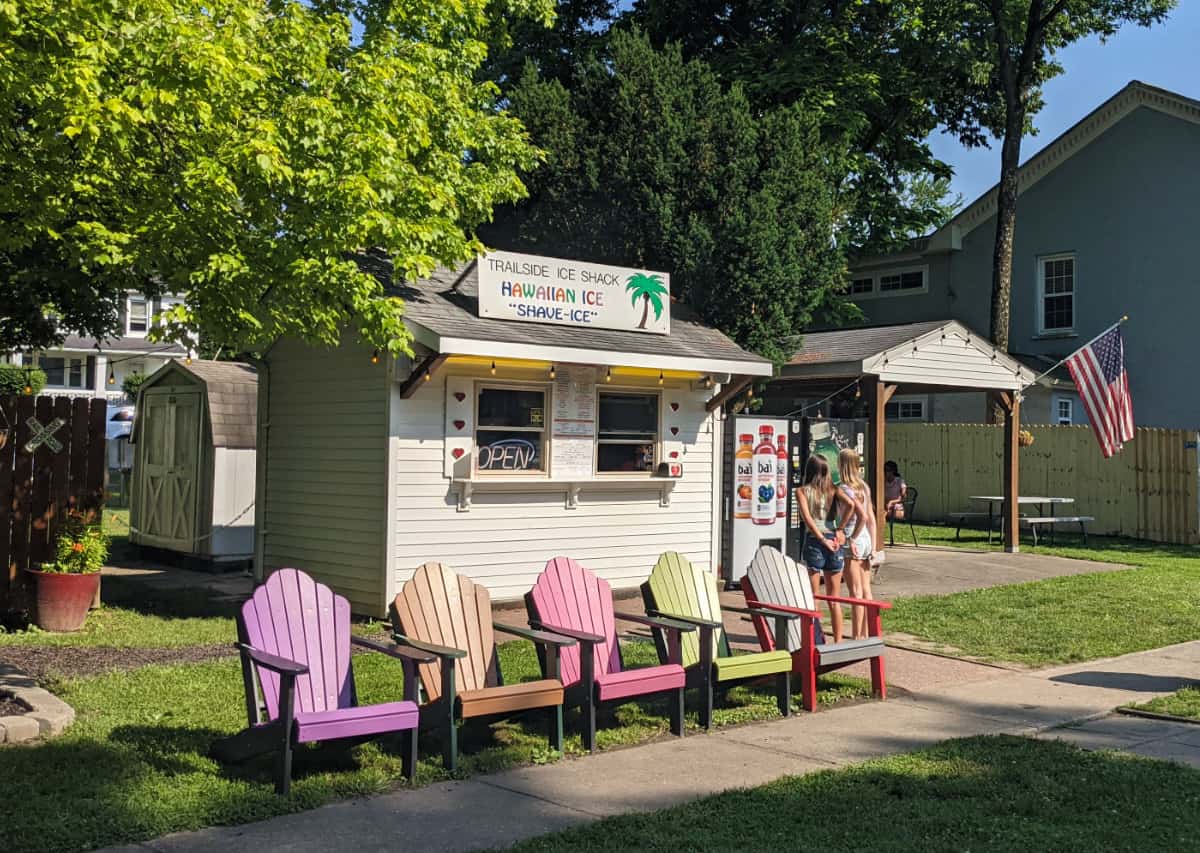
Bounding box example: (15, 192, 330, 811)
(0, 395, 107, 610)
(887, 423, 1200, 545)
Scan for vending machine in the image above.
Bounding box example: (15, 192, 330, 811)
(721, 415, 869, 586)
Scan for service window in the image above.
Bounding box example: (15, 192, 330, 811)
(476, 386, 546, 473)
(597, 392, 659, 473)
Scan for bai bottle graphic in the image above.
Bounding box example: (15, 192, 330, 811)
(776, 434, 788, 518)
(734, 434, 754, 519)
(752, 426, 777, 526)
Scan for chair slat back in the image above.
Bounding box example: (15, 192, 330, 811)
(644, 552, 724, 668)
(745, 546, 814, 652)
(240, 568, 353, 719)
(392, 562, 498, 703)
(528, 557, 620, 687)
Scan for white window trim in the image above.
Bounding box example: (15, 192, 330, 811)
(126, 294, 149, 337)
(594, 387, 662, 477)
(885, 395, 927, 422)
(473, 381, 552, 477)
(1054, 395, 1074, 426)
(1036, 252, 1076, 336)
(849, 265, 929, 300)
(37, 354, 87, 389)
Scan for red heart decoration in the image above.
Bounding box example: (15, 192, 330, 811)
(670, 402, 679, 412)
(453, 420, 465, 430)
(669, 451, 680, 459)
(453, 392, 466, 402)
(670, 427, 679, 436)
(451, 448, 465, 459)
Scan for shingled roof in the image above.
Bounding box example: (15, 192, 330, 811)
(354, 251, 772, 374)
(787, 321, 949, 366)
(138, 360, 257, 449)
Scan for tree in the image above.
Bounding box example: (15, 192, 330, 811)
(938, 1, 1173, 389)
(0, 0, 552, 355)
(486, 30, 847, 361)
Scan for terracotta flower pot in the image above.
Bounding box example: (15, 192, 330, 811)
(26, 570, 101, 632)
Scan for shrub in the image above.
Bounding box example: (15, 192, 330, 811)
(122, 371, 146, 399)
(0, 364, 46, 396)
(40, 511, 108, 574)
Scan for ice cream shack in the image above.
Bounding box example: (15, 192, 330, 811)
(254, 250, 773, 616)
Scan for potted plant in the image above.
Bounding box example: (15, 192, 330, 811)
(26, 512, 108, 632)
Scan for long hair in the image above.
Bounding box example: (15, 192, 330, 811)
(802, 454, 834, 496)
(838, 448, 866, 494)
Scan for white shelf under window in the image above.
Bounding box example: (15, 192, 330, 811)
(451, 475, 677, 512)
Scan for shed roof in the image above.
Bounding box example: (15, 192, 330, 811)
(781, 320, 1037, 392)
(355, 251, 773, 377)
(140, 360, 258, 448)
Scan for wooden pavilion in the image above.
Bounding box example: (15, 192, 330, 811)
(772, 320, 1037, 552)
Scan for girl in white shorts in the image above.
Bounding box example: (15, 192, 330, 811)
(837, 448, 878, 641)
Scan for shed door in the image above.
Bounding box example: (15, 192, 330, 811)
(138, 390, 201, 551)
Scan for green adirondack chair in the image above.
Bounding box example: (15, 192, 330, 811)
(640, 552, 795, 728)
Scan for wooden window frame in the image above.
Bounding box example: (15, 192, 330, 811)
(473, 381, 551, 477)
(594, 388, 661, 477)
(1037, 253, 1076, 335)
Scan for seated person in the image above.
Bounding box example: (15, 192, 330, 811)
(884, 460, 907, 520)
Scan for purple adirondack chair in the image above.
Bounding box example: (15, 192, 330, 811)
(217, 568, 431, 794)
(526, 556, 691, 751)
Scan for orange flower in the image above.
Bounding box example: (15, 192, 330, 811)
(71, 542, 85, 553)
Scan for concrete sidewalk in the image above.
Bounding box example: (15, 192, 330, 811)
(106, 640, 1200, 853)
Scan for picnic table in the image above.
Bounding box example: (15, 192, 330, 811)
(955, 496, 1092, 545)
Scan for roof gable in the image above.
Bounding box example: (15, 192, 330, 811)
(938, 81, 1200, 245)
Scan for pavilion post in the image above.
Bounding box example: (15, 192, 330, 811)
(1001, 392, 1021, 553)
(866, 377, 895, 551)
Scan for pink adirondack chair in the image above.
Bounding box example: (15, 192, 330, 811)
(526, 556, 691, 750)
(217, 568, 431, 794)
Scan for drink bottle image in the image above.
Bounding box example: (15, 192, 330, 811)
(752, 425, 776, 526)
(734, 433, 754, 519)
(776, 434, 787, 518)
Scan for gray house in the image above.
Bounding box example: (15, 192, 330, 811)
(845, 80, 1200, 429)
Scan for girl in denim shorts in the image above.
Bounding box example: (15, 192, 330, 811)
(796, 455, 864, 644)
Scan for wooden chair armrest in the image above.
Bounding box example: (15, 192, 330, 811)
(615, 611, 697, 633)
(722, 603, 800, 621)
(493, 621, 578, 648)
(743, 599, 822, 619)
(351, 635, 436, 663)
(812, 593, 893, 610)
(531, 622, 606, 645)
(646, 610, 723, 630)
(392, 633, 468, 660)
(236, 643, 308, 676)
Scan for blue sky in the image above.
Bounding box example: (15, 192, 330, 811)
(930, 3, 1200, 205)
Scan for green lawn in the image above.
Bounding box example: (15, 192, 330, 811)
(499, 736, 1200, 853)
(885, 524, 1200, 666)
(1128, 687, 1200, 721)
(0, 635, 867, 853)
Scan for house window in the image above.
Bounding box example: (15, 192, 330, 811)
(127, 296, 148, 335)
(850, 277, 874, 295)
(475, 386, 546, 472)
(1055, 397, 1074, 425)
(878, 270, 925, 292)
(885, 398, 925, 421)
(38, 355, 86, 388)
(597, 392, 659, 473)
(1039, 255, 1075, 333)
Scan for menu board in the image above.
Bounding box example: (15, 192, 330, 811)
(551, 365, 597, 478)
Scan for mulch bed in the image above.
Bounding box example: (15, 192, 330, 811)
(0, 645, 236, 684)
(0, 696, 29, 716)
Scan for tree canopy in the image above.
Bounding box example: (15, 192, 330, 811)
(0, 0, 552, 354)
(485, 30, 848, 362)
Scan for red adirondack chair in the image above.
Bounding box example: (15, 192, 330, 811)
(216, 568, 430, 794)
(526, 556, 692, 751)
(742, 546, 890, 712)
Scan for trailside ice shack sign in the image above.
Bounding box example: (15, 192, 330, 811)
(478, 251, 670, 335)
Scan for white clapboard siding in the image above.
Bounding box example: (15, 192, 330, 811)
(391, 375, 719, 603)
(262, 337, 389, 615)
(864, 325, 1029, 391)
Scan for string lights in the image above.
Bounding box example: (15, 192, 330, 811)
(605, 366, 612, 383)
(657, 370, 664, 386)
(549, 364, 557, 380)
(370, 349, 380, 364)
(490, 360, 497, 375)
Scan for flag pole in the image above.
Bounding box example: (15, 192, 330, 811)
(1024, 315, 1129, 390)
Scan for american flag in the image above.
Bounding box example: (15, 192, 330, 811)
(1064, 325, 1134, 458)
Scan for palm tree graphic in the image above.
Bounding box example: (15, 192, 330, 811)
(625, 273, 668, 329)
